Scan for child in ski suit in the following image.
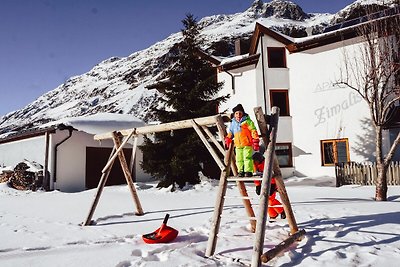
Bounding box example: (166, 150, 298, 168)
(225, 104, 260, 177)
(252, 152, 286, 220)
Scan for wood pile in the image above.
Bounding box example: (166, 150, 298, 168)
(0, 162, 43, 191)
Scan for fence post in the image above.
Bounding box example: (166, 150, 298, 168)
(335, 161, 399, 186)
(335, 163, 342, 187)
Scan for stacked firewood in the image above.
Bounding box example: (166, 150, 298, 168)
(0, 170, 13, 183)
(1, 162, 43, 191)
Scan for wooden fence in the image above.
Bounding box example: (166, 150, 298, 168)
(335, 161, 400, 186)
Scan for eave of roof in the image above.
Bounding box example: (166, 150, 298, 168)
(249, 22, 293, 55)
(289, 6, 399, 53)
(287, 26, 360, 53)
(220, 6, 399, 70)
(218, 53, 260, 71)
(0, 124, 71, 145)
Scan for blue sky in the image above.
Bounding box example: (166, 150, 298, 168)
(0, 0, 355, 116)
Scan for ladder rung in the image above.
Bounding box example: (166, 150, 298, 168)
(227, 177, 262, 182)
(222, 196, 284, 207)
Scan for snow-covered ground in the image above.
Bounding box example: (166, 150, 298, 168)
(0, 176, 399, 266)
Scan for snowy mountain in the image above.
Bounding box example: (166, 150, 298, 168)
(0, 0, 393, 135)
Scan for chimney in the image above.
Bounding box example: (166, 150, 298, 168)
(235, 39, 241, 56)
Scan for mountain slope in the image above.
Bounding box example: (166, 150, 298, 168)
(0, 0, 392, 134)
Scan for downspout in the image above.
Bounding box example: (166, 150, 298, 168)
(43, 131, 50, 191)
(224, 70, 235, 94)
(260, 35, 268, 113)
(53, 125, 74, 184)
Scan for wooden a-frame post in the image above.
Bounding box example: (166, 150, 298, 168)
(111, 132, 143, 215)
(251, 106, 280, 266)
(252, 106, 305, 265)
(253, 106, 298, 235)
(83, 131, 143, 225)
(205, 142, 234, 257)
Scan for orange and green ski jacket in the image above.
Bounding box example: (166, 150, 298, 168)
(226, 114, 259, 148)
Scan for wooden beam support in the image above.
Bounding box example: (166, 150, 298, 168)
(129, 136, 138, 176)
(261, 229, 306, 263)
(251, 106, 280, 267)
(254, 106, 298, 235)
(83, 146, 117, 226)
(94, 114, 230, 140)
(201, 125, 225, 155)
(191, 120, 225, 171)
(205, 143, 234, 257)
(102, 129, 136, 173)
(112, 132, 144, 216)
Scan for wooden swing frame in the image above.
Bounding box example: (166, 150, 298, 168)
(82, 107, 305, 266)
(82, 113, 256, 227)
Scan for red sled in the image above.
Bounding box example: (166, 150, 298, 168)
(142, 214, 178, 244)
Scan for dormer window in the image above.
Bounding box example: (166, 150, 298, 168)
(267, 47, 286, 68)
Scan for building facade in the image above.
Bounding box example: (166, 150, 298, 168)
(217, 10, 399, 178)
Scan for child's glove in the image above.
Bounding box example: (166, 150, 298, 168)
(252, 139, 260, 151)
(224, 137, 232, 149)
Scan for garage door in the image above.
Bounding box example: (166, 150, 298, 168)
(85, 147, 134, 189)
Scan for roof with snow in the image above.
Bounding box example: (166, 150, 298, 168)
(289, 5, 399, 52)
(218, 4, 399, 69)
(0, 113, 145, 144)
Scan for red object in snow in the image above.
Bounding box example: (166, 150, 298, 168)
(142, 214, 178, 244)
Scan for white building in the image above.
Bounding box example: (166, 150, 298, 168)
(0, 113, 152, 192)
(217, 8, 399, 178)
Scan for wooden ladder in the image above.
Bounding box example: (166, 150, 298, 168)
(205, 106, 305, 266)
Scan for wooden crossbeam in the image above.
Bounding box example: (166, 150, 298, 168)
(94, 114, 230, 140)
(227, 177, 263, 182)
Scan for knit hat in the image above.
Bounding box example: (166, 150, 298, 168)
(232, 104, 245, 113)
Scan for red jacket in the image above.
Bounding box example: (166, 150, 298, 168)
(253, 160, 277, 194)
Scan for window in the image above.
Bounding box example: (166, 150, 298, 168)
(270, 90, 290, 116)
(320, 138, 350, 166)
(275, 143, 293, 167)
(267, 47, 286, 68)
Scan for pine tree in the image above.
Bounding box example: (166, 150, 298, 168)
(140, 14, 229, 189)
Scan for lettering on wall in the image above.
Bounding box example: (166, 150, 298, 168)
(314, 91, 363, 127)
(313, 81, 346, 93)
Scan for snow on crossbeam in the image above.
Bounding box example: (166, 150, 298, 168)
(94, 114, 230, 140)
